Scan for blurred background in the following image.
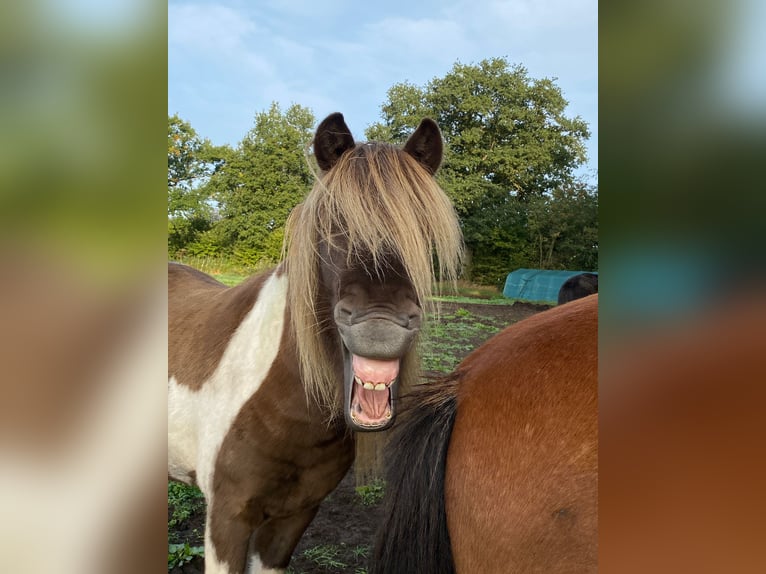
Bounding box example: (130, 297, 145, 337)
(0, 1, 166, 572)
(600, 0, 765, 572)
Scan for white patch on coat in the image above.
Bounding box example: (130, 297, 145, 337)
(167, 272, 288, 572)
(247, 554, 284, 574)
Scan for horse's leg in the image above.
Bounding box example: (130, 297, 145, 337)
(203, 494, 262, 574)
(246, 507, 320, 573)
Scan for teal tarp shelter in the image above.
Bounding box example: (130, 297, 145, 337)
(502, 269, 597, 304)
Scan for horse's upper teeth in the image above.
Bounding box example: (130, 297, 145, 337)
(363, 382, 375, 390)
(354, 376, 363, 386)
(374, 383, 386, 391)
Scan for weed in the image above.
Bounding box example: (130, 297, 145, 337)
(167, 543, 204, 570)
(351, 545, 370, 559)
(355, 479, 385, 506)
(167, 482, 205, 530)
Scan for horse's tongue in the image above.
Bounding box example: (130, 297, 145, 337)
(352, 355, 399, 420)
(359, 386, 389, 419)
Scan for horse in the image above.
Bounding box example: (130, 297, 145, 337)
(558, 272, 598, 305)
(372, 294, 598, 574)
(168, 112, 463, 574)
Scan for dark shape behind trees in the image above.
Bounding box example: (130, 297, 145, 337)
(558, 273, 599, 305)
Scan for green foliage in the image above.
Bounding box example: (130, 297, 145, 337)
(167, 482, 205, 530)
(167, 543, 204, 570)
(206, 102, 315, 265)
(168, 105, 314, 263)
(355, 479, 386, 506)
(421, 308, 506, 372)
(167, 482, 205, 569)
(168, 114, 230, 257)
(167, 60, 598, 283)
(525, 182, 599, 270)
(366, 57, 597, 282)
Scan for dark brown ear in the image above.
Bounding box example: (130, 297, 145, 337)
(313, 112, 355, 171)
(403, 118, 443, 175)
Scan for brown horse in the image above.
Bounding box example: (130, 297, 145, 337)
(168, 113, 463, 573)
(372, 294, 597, 574)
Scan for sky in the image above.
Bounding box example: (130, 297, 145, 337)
(168, 0, 598, 181)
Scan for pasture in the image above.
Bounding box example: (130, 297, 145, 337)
(168, 295, 550, 573)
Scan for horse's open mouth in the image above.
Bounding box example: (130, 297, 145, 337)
(344, 353, 399, 431)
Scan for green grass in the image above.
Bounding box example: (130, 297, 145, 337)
(434, 279, 503, 300)
(301, 544, 348, 568)
(355, 479, 386, 506)
(420, 307, 505, 373)
(172, 255, 265, 285)
(433, 294, 516, 305)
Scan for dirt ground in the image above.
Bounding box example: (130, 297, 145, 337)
(169, 301, 549, 573)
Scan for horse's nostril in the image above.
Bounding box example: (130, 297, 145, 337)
(335, 305, 354, 323)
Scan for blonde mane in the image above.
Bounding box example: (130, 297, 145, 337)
(284, 143, 463, 416)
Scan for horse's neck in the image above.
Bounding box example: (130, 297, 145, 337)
(230, 272, 343, 441)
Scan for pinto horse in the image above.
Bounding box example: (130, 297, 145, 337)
(372, 294, 597, 574)
(168, 113, 463, 574)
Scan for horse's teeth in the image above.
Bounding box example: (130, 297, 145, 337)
(363, 382, 374, 390)
(374, 383, 386, 391)
(387, 379, 396, 386)
(354, 376, 363, 386)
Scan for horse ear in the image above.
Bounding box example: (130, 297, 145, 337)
(403, 118, 443, 175)
(314, 113, 355, 171)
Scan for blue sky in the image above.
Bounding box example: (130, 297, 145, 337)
(169, 0, 598, 180)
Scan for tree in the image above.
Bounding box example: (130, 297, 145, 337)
(204, 103, 315, 265)
(167, 114, 227, 255)
(526, 182, 599, 271)
(366, 58, 593, 282)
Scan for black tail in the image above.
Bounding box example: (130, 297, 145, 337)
(370, 377, 459, 574)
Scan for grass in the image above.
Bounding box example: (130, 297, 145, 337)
(287, 543, 371, 573)
(434, 279, 503, 300)
(420, 307, 505, 373)
(171, 255, 263, 286)
(355, 479, 386, 506)
(301, 544, 348, 568)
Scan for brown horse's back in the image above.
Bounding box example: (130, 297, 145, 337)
(446, 294, 598, 573)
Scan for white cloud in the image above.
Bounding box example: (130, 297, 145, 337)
(364, 17, 471, 66)
(168, 0, 597, 173)
(169, 3, 258, 58)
